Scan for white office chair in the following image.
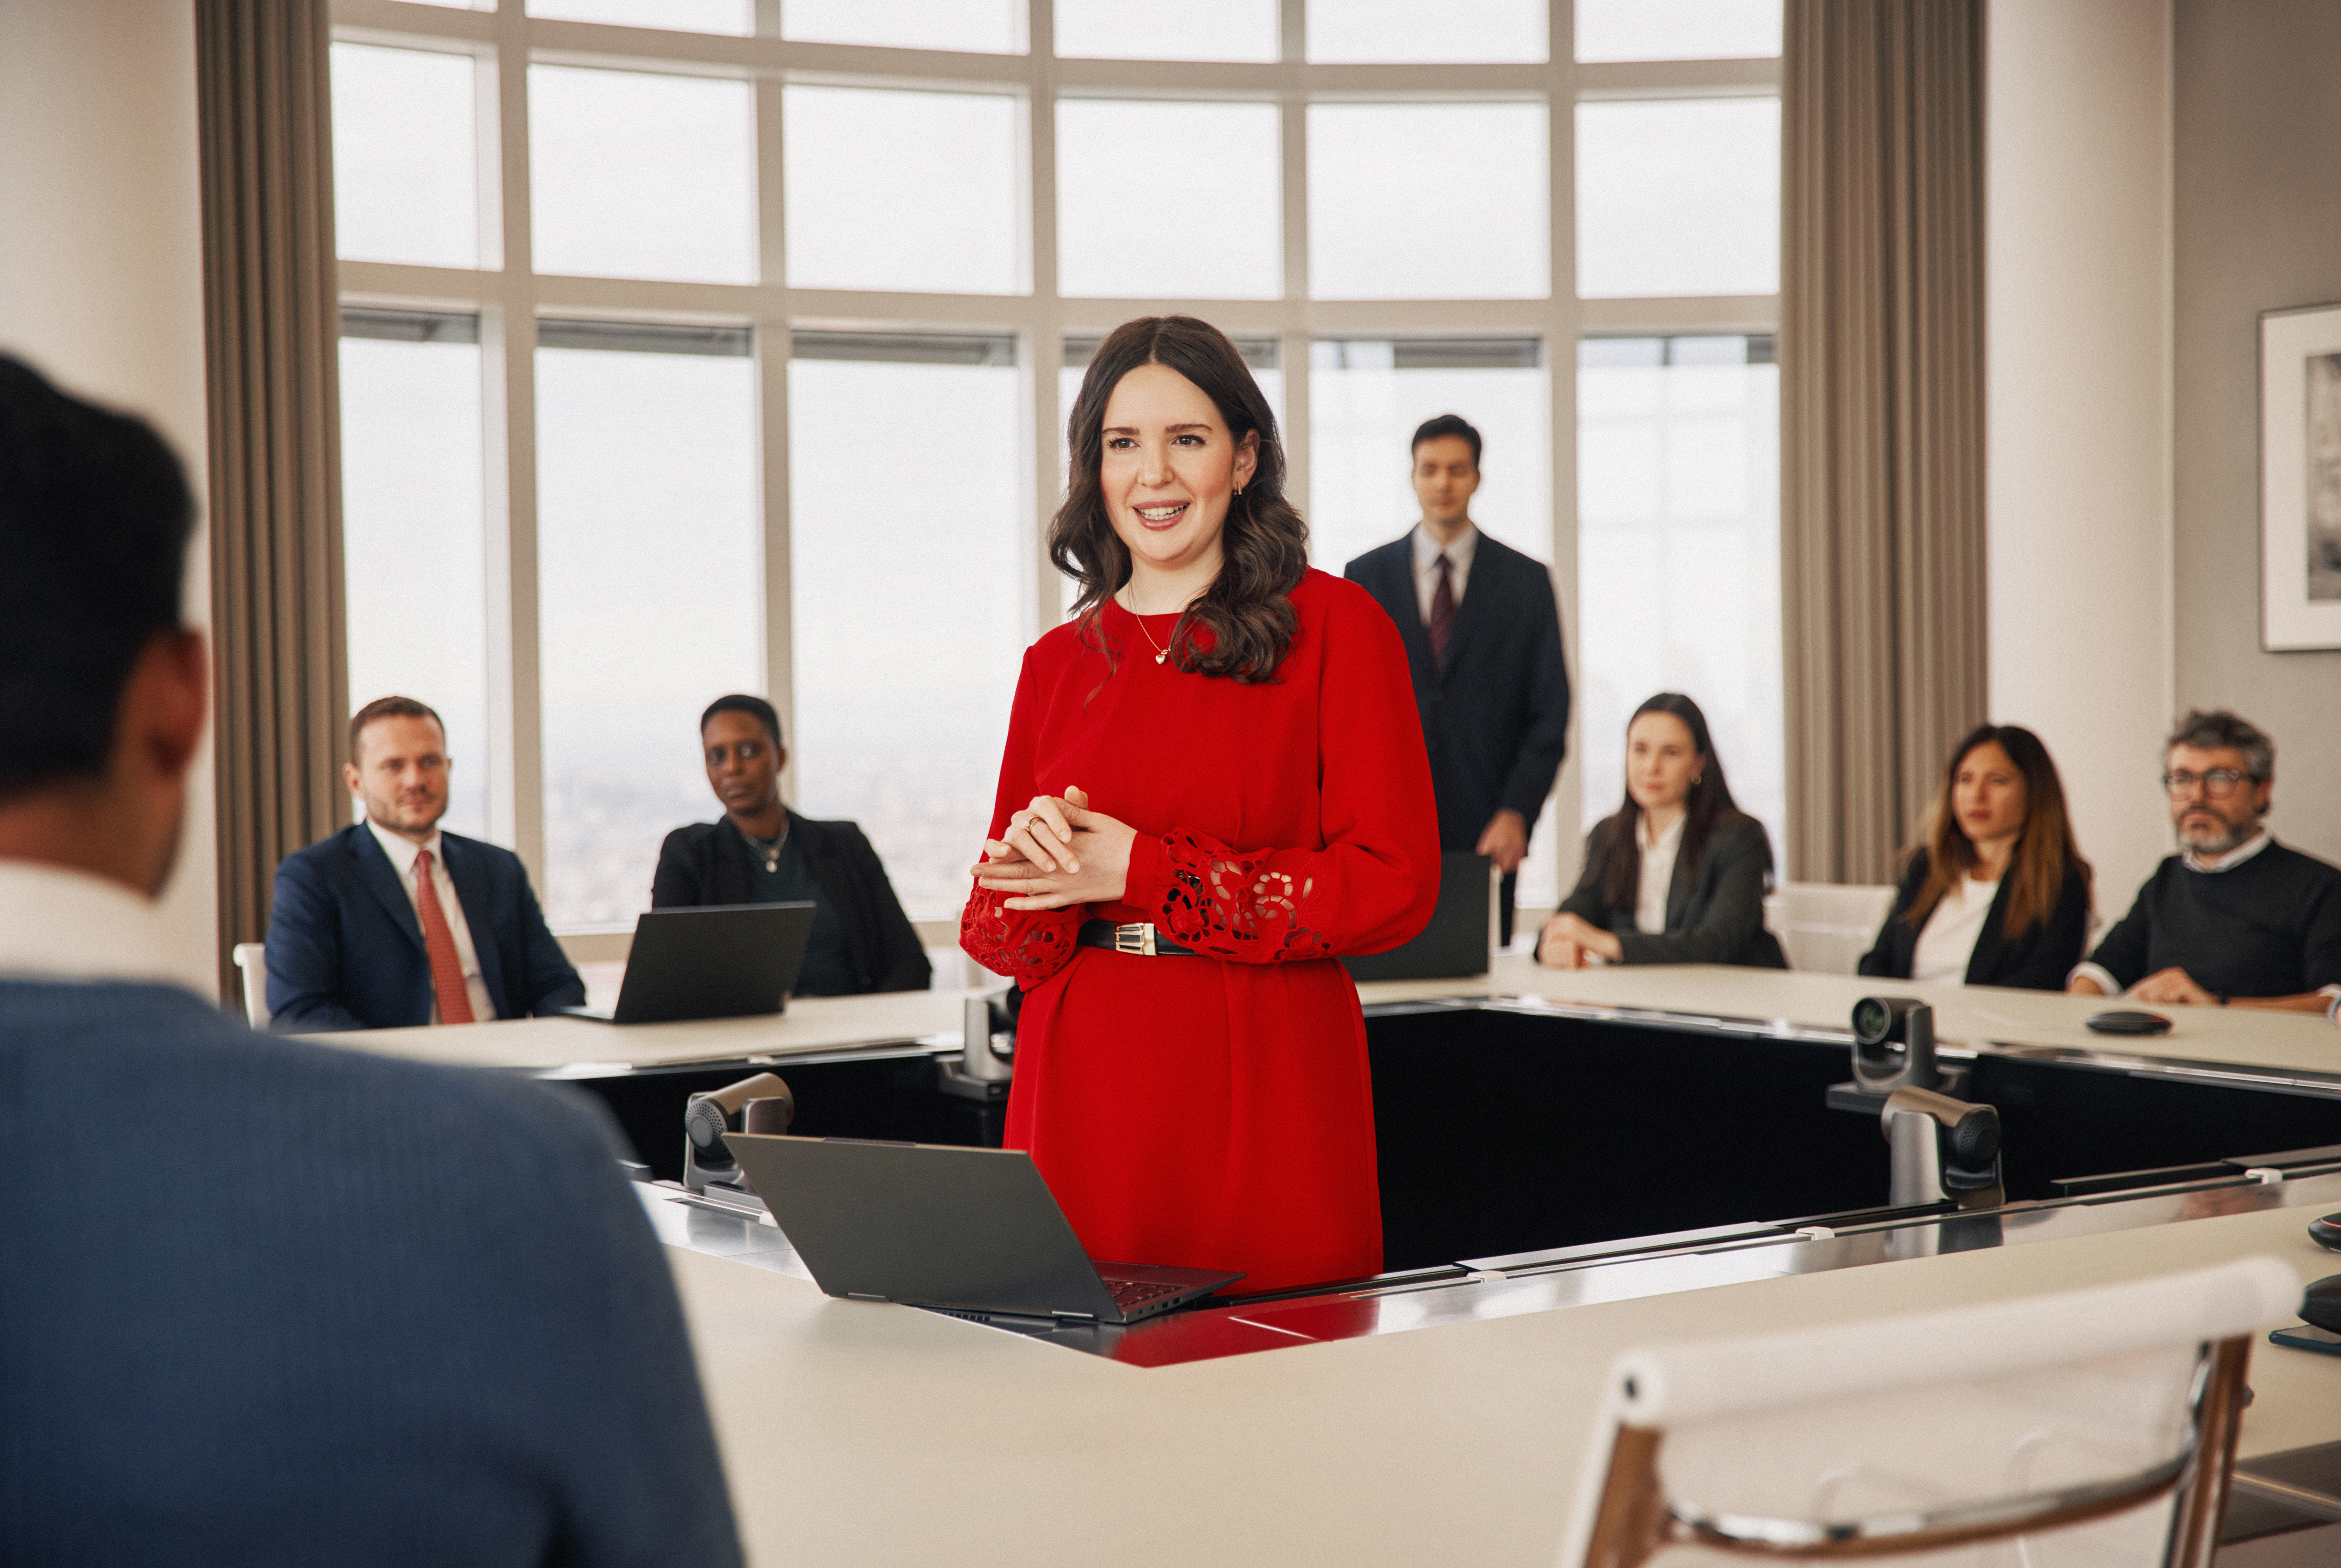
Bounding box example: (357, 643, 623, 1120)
(231, 942, 270, 1028)
(1559, 1255, 2299, 1568)
(1765, 882, 1898, 975)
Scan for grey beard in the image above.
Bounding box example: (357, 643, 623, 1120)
(2177, 818, 2255, 856)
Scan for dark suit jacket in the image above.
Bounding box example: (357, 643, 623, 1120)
(265, 824, 585, 1031)
(1857, 852, 2091, 991)
(0, 977, 740, 1564)
(1557, 812, 1788, 967)
(650, 811, 931, 994)
(1345, 532, 1571, 850)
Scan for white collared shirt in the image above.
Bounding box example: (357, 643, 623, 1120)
(365, 820, 497, 1024)
(1409, 523, 1480, 625)
(2183, 829, 2272, 875)
(1634, 811, 1685, 935)
(1912, 877, 2000, 985)
(0, 859, 195, 990)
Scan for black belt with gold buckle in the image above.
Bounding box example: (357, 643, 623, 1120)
(1076, 920, 1198, 958)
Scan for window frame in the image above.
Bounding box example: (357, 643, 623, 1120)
(330, 0, 1780, 940)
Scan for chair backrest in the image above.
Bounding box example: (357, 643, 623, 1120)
(1559, 1256, 2300, 1568)
(231, 942, 269, 1027)
(1764, 882, 1897, 975)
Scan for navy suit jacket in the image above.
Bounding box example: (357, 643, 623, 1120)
(1345, 532, 1572, 851)
(266, 824, 584, 1031)
(0, 977, 740, 1564)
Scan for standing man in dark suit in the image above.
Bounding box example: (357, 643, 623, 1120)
(0, 354, 740, 1562)
(266, 695, 584, 1030)
(1345, 414, 1572, 944)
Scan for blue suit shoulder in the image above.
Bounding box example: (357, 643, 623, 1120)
(0, 978, 741, 1563)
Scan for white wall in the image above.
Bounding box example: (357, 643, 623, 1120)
(2169, 0, 2341, 868)
(0, 0, 219, 994)
(1985, 0, 2175, 921)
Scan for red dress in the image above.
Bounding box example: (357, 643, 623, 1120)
(959, 568, 1440, 1293)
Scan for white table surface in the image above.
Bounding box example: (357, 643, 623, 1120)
(670, 1194, 2341, 1567)
(298, 957, 2341, 1561)
(306, 952, 2341, 1082)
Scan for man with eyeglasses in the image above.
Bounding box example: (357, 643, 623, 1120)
(2069, 710, 2341, 1015)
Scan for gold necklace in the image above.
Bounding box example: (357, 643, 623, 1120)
(1120, 590, 1172, 665)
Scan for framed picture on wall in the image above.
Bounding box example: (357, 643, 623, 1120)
(2261, 301, 2341, 650)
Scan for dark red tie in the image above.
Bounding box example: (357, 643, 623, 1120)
(413, 847, 476, 1025)
(1429, 552, 1456, 664)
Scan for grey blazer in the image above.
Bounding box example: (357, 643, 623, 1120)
(1557, 812, 1788, 968)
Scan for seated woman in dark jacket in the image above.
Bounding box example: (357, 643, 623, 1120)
(1858, 723, 2091, 991)
(1537, 692, 1786, 969)
(651, 695, 931, 996)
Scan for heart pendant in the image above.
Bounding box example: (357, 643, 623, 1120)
(1154, 652, 1166, 665)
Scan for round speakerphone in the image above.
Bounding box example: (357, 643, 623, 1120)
(2311, 1213, 2341, 1253)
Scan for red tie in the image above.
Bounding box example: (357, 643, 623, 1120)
(413, 847, 476, 1025)
(1429, 552, 1456, 664)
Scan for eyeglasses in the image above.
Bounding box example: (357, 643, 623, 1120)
(2161, 768, 2255, 800)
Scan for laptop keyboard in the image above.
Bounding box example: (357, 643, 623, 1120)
(1102, 1277, 1188, 1310)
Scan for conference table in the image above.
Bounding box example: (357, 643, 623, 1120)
(313, 957, 2341, 1565)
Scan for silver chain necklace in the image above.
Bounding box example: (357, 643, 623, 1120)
(744, 818, 790, 874)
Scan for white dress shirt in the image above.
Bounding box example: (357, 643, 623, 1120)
(366, 820, 497, 1023)
(0, 859, 192, 989)
(1634, 811, 1686, 935)
(1911, 876, 2000, 984)
(1409, 522, 1479, 625)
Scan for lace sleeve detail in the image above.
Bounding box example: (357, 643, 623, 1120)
(959, 883, 1080, 987)
(1154, 830, 1337, 963)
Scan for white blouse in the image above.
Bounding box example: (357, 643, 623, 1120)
(1634, 812, 1686, 935)
(1910, 876, 2000, 984)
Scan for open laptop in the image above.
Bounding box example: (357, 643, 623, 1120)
(1340, 851, 1493, 984)
(563, 902, 813, 1024)
(724, 1132, 1243, 1325)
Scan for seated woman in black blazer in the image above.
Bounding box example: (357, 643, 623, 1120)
(1857, 723, 2092, 990)
(1537, 692, 1786, 969)
(651, 694, 930, 996)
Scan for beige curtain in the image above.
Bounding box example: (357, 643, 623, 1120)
(197, 0, 348, 996)
(1780, 0, 1987, 885)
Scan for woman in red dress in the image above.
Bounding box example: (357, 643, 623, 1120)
(959, 317, 1439, 1293)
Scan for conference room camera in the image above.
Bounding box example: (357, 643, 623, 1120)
(939, 993, 1016, 1102)
(683, 1071, 796, 1195)
(1881, 1084, 2004, 1210)
(1851, 996, 1940, 1093)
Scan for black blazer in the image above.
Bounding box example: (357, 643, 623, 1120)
(1857, 851, 2091, 991)
(1556, 812, 1787, 968)
(651, 811, 931, 995)
(1345, 533, 1571, 850)
(266, 824, 586, 1031)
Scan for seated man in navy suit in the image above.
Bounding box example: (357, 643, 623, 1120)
(0, 354, 739, 1562)
(266, 695, 583, 1030)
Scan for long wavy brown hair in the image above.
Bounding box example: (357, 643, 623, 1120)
(1051, 316, 1308, 682)
(1900, 724, 2091, 938)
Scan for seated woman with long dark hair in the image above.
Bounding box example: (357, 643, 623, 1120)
(1857, 724, 2092, 990)
(1537, 692, 1785, 969)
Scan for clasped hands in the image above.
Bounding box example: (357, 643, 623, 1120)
(1536, 911, 1623, 969)
(972, 785, 1137, 911)
(2124, 967, 2220, 1007)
